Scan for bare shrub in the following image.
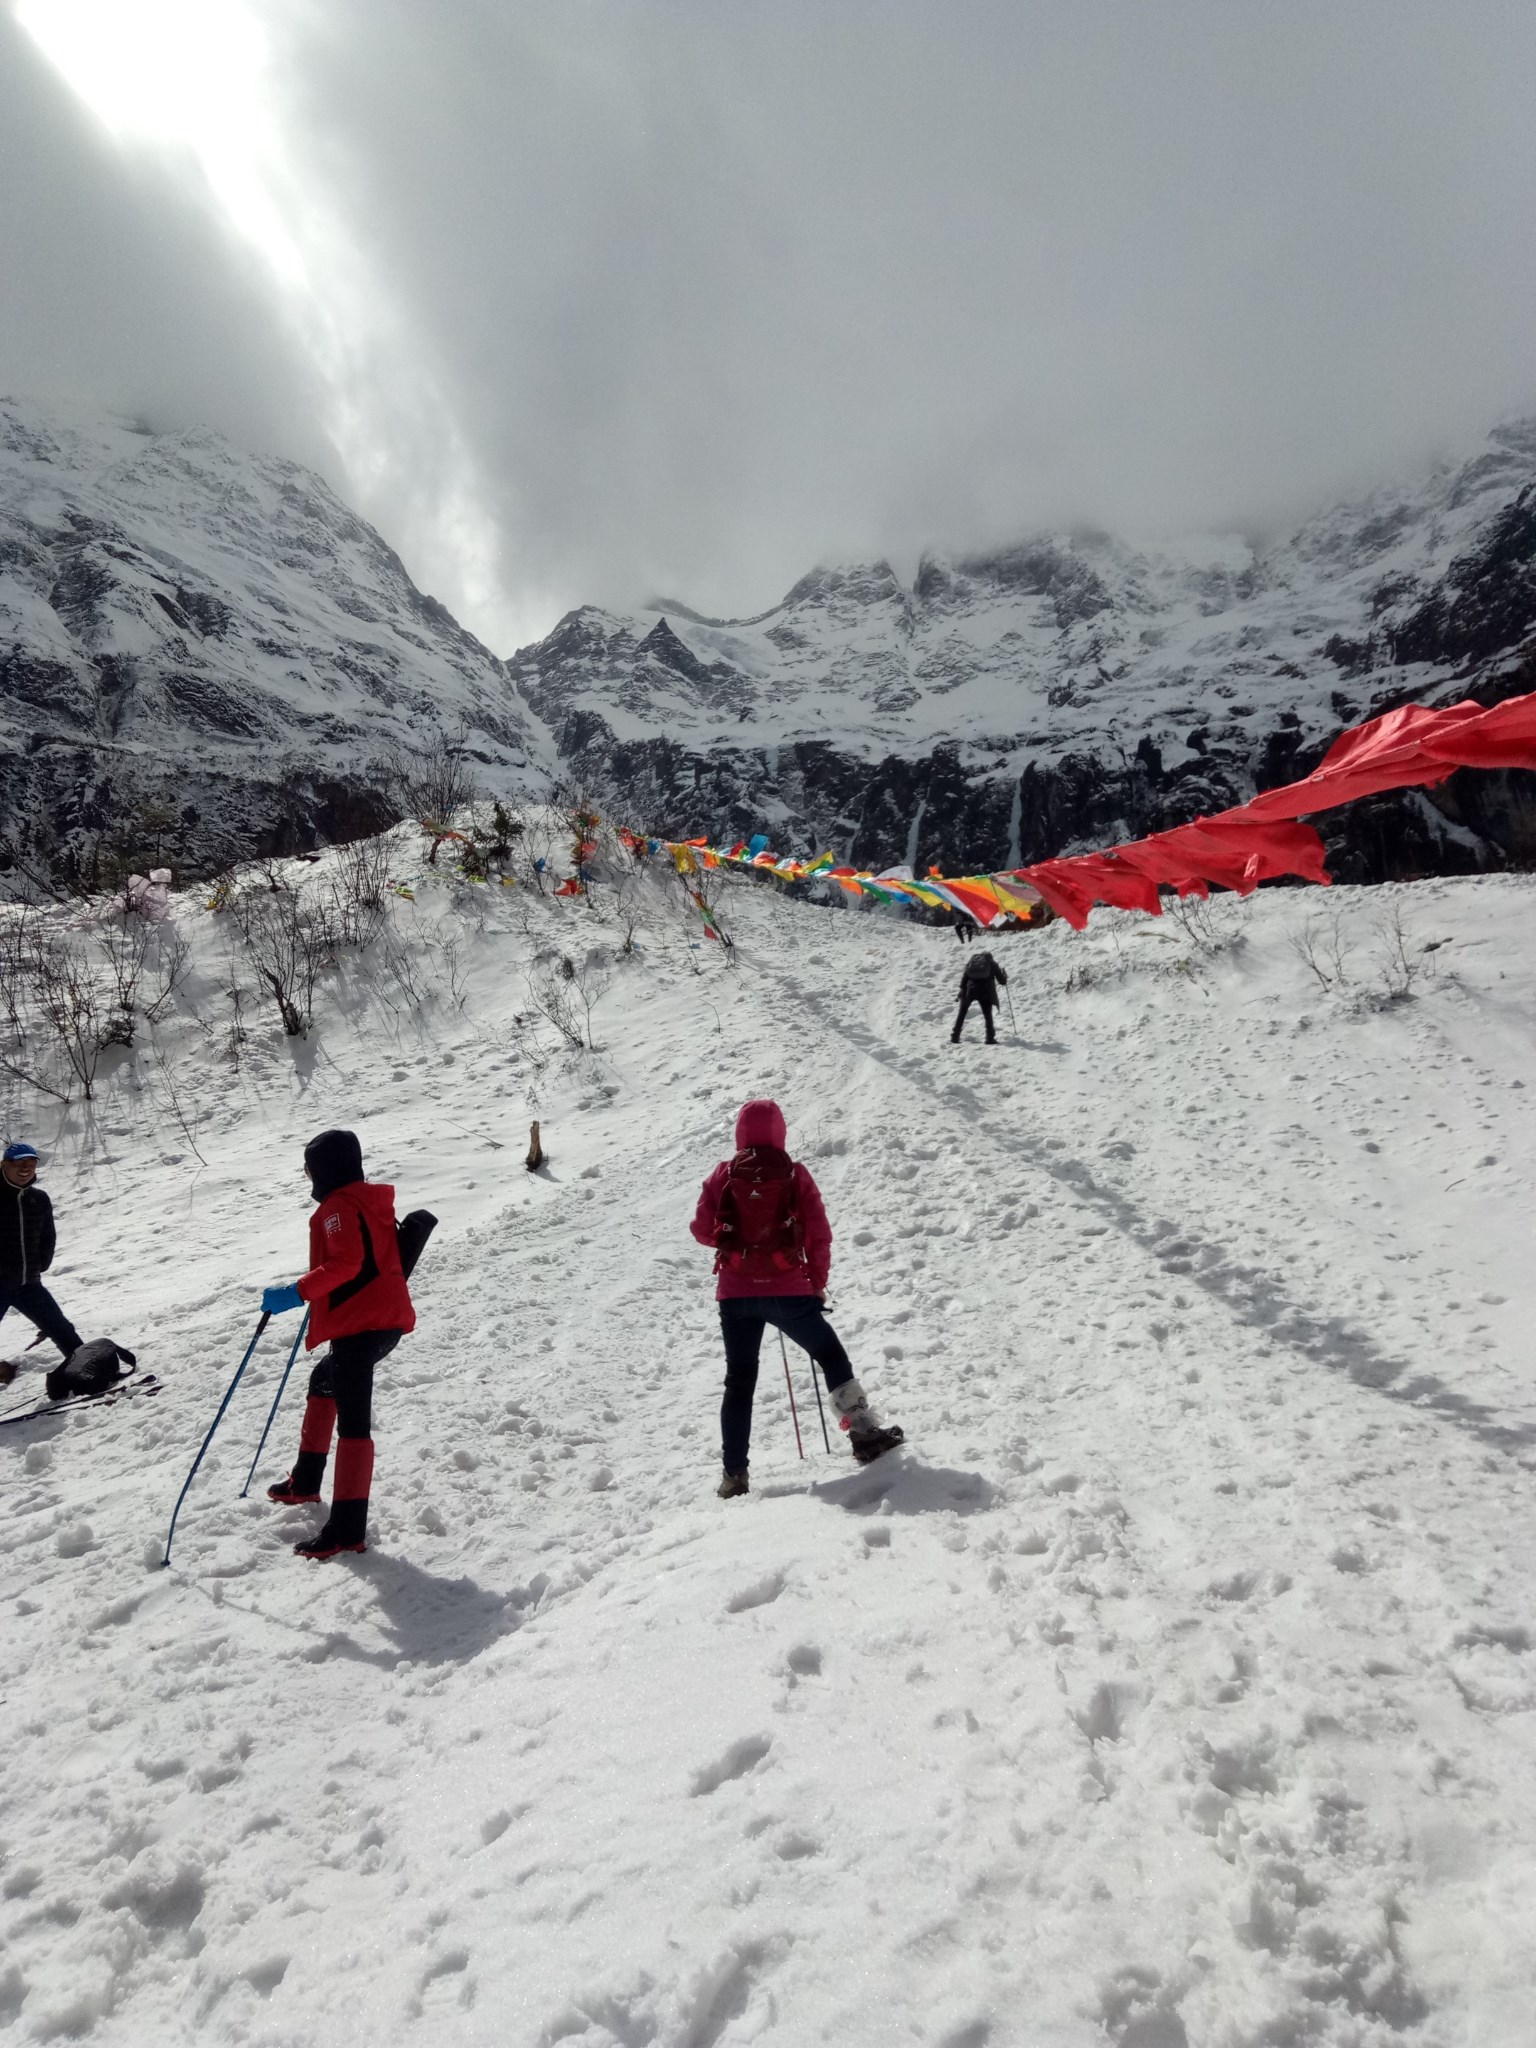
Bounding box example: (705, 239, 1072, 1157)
(426, 926, 469, 1009)
(525, 955, 585, 1049)
(1165, 891, 1216, 951)
(570, 949, 612, 1049)
(385, 719, 479, 863)
(94, 917, 150, 1045)
(330, 835, 392, 947)
(150, 1046, 207, 1166)
(515, 809, 560, 892)
(1289, 904, 1353, 992)
(30, 931, 112, 1098)
(1370, 898, 1419, 1003)
(142, 924, 192, 1023)
(235, 885, 338, 1037)
(0, 912, 73, 1099)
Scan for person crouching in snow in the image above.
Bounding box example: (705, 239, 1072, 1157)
(261, 1129, 414, 1560)
(690, 1099, 903, 1498)
(951, 948, 1008, 1044)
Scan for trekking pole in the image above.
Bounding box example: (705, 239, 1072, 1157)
(162, 1312, 270, 1568)
(778, 1330, 804, 1458)
(789, 1327, 833, 1452)
(238, 1308, 310, 1498)
(1004, 982, 1017, 1038)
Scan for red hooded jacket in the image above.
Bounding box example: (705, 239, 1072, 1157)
(298, 1181, 416, 1347)
(690, 1100, 833, 1300)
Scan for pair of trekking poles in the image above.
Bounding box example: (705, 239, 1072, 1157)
(779, 1329, 832, 1458)
(162, 1307, 311, 1567)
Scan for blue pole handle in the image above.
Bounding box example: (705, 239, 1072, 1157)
(162, 1312, 270, 1569)
(239, 1308, 310, 1498)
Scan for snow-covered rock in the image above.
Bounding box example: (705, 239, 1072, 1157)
(510, 421, 1536, 878)
(0, 397, 549, 884)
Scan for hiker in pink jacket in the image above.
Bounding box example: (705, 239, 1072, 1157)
(690, 1099, 903, 1497)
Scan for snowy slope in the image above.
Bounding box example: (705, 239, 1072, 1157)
(511, 422, 1536, 877)
(0, 398, 550, 878)
(1, 850, 1534, 2045)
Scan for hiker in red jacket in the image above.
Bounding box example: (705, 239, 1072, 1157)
(261, 1128, 415, 1559)
(690, 1099, 903, 1498)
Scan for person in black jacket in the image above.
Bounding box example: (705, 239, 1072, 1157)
(951, 950, 1009, 1045)
(0, 1143, 83, 1371)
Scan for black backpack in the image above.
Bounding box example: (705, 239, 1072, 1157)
(396, 1208, 437, 1278)
(963, 951, 998, 982)
(47, 1338, 137, 1400)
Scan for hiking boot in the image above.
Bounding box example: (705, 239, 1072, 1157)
(295, 1535, 367, 1560)
(850, 1424, 905, 1465)
(717, 1468, 750, 1499)
(267, 1447, 326, 1504)
(830, 1379, 904, 1465)
(267, 1473, 322, 1505)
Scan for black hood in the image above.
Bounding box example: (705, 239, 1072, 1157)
(304, 1128, 364, 1201)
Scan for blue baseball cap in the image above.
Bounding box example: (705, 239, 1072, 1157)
(2, 1143, 39, 1163)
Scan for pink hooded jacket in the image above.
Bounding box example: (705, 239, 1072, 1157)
(690, 1099, 832, 1300)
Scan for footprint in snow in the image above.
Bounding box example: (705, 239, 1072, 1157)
(689, 1734, 772, 1796)
(726, 1570, 785, 1613)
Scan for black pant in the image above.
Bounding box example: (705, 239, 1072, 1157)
(952, 989, 996, 1041)
(0, 1281, 83, 1359)
(307, 1328, 401, 1436)
(718, 1295, 855, 1473)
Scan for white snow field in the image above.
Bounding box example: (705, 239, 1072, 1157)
(2, 844, 1534, 2048)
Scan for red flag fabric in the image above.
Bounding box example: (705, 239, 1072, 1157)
(1173, 813, 1332, 886)
(1013, 861, 1099, 930)
(1421, 693, 1536, 771)
(1246, 702, 1481, 820)
(1052, 855, 1164, 917)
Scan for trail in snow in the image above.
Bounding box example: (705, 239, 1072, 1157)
(0, 856, 1533, 2046)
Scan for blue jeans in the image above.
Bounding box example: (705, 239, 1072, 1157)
(0, 1282, 83, 1359)
(718, 1295, 855, 1474)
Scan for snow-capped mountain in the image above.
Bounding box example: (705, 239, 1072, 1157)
(0, 398, 548, 884)
(4, 393, 1534, 892)
(509, 422, 1536, 879)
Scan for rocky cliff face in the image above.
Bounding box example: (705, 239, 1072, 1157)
(0, 399, 547, 886)
(507, 422, 1536, 881)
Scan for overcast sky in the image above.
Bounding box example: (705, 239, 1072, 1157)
(5, 0, 1536, 650)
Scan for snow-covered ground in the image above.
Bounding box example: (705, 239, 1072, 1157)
(2, 844, 1534, 2047)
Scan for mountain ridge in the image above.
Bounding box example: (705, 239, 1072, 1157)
(506, 418, 1536, 878)
(4, 393, 1534, 891)
(0, 396, 548, 885)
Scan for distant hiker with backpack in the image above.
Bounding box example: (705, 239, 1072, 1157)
(0, 1142, 84, 1383)
(951, 909, 974, 944)
(261, 1129, 416, 1560)
(690, 1099, 903, 1497)
(951, 949, 1008, 1045)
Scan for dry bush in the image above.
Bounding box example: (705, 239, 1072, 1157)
(1289, 904, 1354, 992)
(385, 720, 479, 863)
(0, 920, 110, 1099)
(525, 946, 613, 1050)
(330, 835, 392, 947)
(234, 884, 338, 1037)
